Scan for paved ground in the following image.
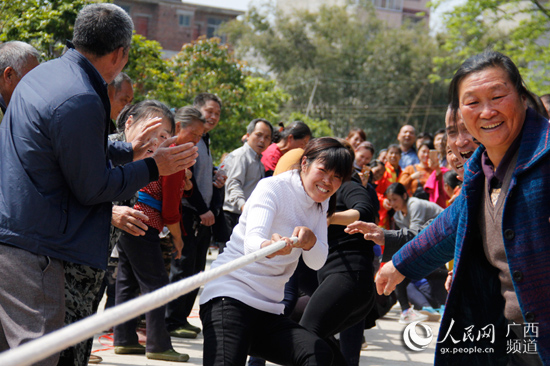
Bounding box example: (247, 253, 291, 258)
(91, 249, 440, 365)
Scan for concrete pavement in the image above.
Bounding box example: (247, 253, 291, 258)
(90, 249, 439, 365)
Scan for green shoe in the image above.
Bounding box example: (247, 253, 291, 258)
(147, 349, 189, 362)
(114, 344, 145, 354)
(181, 322, 201, 334)
(169, 327, 198, 339)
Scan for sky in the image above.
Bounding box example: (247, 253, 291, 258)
(182, 0, 251, 12)
(182, 0, 466, 32)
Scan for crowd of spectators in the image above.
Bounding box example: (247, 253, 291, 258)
(1, 4, 550, 366)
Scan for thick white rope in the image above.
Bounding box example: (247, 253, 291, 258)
(0, 238, 296, 366)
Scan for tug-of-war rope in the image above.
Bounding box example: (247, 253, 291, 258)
(0, 238, 296, 366)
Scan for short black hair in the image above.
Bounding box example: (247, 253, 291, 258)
(117, 100, 175, 135)
(73, 3, 133, 57)
(386, 144, 402, 155)
(356, 141, 375, 155)
(247, 118, 273, 135)
(279, 121, 312, 141)
(385, 182, 408, 199)
(417, 132, 433, 141)
(433, 128, 446, 137)
(193, 93, 222, 109)
(418, 140, 435, 151)
(444, 170, 461, 190)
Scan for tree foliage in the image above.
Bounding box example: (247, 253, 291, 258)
(125, 34, 176, 103)
(134, 37, 289, 160)
(1, 0, 287, 161)
(0, 0, 97, 59)
(222, 1, 449, 150)
(432, 0, 550, 94)
(286, 112, 333, 138)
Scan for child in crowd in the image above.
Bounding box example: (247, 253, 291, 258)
(443, 170, 462, 206)
(424, 133, 450, 208)
(113, 105, 205, 362)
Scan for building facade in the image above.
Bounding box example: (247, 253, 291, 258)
(114, 0, 243, 56)
(276, 0, 430, 26)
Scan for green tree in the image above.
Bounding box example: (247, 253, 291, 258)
(285, 112, 333, 138)
(0, 0, 97, 59)
(0, 2, 288, 160)
(125, 34, 176, 103)
(432, 0, 550, 94)
(144, 37, 289, 161)
(222, 1, 449, 150)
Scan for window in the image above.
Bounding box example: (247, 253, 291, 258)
(206, 18, 223, 38)
(177, 10, 193, 27)
(179, 14, 191, 27)
(403, 13, 424, 23)
(372, 0, 403, 11)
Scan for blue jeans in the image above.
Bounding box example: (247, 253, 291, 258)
(200, 297, 333, 366)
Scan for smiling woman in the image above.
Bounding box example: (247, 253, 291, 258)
(376, 51, 550, 365)
(113, 103, 203, 362)
(299, 138, 354, 212)
(199, 137, 353, 365)
(448, 51, 544, 168)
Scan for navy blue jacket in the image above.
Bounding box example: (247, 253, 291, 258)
(394, 108, 550, 365)
(0, 48, 153, 269)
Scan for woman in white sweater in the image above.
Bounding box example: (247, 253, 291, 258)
(199, 137, 354, 366)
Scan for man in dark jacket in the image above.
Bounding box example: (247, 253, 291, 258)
(0, 4, 197, 365)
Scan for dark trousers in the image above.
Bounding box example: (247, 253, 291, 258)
(114, 228, 172, 353)
(300, 270, 375, 366)
(220, 211, 241, 253)
(165, 211, 211, 331)
(395, 278, 412, 311)
(339, 319, 365, 366)
(96, 257, 118, 310)
(200, 297, 333, 366)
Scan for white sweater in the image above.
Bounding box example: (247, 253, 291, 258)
(199, 170, 329, 314)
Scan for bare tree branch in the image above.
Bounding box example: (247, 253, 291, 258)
(532, 0, 550, 19)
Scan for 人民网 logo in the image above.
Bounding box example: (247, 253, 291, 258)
(403, 321, 433, 351)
